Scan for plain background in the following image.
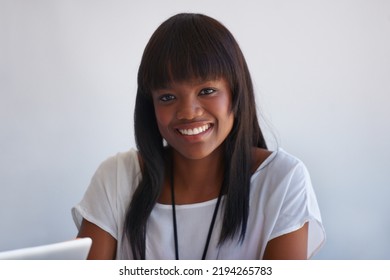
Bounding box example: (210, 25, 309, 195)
(1, 0, 389, 259)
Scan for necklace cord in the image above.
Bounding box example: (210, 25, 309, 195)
(170, 165, 180, 260)
(170, 164, 223, 260)
(201, 188, 223, 260)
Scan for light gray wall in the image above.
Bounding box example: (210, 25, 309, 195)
(1, 0, 389, 259)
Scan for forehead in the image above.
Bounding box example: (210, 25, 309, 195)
(153, 77, 229, 91)
(150, 68, 221, 88)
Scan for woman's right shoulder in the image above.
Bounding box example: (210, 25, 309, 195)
(93, 148, 142, 182)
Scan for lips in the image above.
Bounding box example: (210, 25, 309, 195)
(177, 123, 212, 136)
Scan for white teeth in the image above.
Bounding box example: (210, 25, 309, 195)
(179, 124, 210, 136)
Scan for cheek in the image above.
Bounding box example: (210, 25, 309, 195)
(217, 89, 233, 111)
(154, 106, 171, 134)
(217, 96, 234, 124)
(225, 112, 235, 133)
(222, 100, 235, 134)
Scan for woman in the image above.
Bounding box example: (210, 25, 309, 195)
(72, 13, 325, 259)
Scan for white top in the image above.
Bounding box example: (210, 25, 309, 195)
(72, 148, 325, 259)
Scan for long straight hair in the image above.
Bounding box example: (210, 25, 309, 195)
(125, 13, 267, 259)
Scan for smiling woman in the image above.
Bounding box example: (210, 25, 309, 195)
(72, 13, 325, 260)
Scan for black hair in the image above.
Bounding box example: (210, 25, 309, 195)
(125, 13, 267, 259)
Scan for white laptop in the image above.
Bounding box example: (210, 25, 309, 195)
(0, 238, 92, 260)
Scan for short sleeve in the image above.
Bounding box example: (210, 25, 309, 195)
(269, 161, 325, 258)
(72, 155, 119, 239)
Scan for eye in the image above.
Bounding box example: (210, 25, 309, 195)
(199, 88, 216, 96)
(158, 94, 176, 102)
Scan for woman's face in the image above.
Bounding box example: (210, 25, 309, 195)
(152, 78, 234, 160)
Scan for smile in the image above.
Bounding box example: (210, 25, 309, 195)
(177, 124, 211, 136)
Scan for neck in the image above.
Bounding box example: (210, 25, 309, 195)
(169, 147, 224, 204)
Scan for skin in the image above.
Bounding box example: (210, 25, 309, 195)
(153, 78, 234, 204)
(77, 78, 308, 259)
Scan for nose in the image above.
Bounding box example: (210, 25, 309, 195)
(176, 98, 203, 120)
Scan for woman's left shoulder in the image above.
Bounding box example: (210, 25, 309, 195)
(252, 147, 310, 178)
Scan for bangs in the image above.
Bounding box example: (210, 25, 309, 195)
(138, 13, 237, 93)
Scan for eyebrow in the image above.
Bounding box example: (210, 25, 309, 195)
(154, 79, 221, 91)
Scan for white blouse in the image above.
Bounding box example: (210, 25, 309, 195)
(72, 148, 325, 259)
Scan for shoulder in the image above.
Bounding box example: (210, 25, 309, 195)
(91, 149, 142, 188)
(252, 148, 309, 177)
(251, 147, 307, 176)
(73, 149, 141, 244)
(249, 148, 325, 258)
(95, 149, 140, 174)
(250, 148, 312, 201)
(79, 148, 142, 218)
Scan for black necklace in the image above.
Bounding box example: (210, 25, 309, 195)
(170, 166, 223, 260)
